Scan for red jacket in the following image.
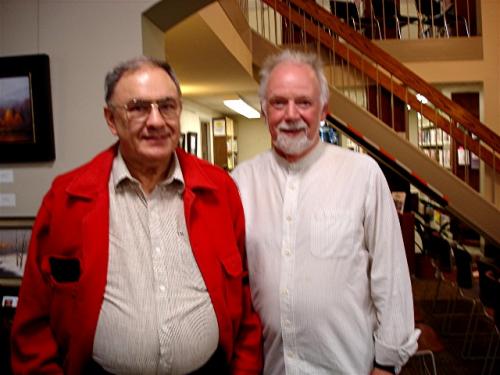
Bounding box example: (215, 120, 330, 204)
(11, 145, 262, 374)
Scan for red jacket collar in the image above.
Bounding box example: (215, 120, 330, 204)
(65, 143, 218, 199)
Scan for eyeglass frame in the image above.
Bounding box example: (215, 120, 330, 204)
(108, 97, 181, 123)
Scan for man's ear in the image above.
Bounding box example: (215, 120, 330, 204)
(104, 107, 118, 136)
(320, 102, 328, 121)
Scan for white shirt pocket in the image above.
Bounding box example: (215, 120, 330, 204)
(309, 210, 354, 258)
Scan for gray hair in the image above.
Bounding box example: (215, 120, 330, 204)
(104, 56, 181, 104)
(258, 49, 330, 113)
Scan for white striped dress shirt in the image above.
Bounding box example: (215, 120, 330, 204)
(92, 152, 219, 374)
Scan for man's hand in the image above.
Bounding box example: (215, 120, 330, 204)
(371, 367, 395, 375)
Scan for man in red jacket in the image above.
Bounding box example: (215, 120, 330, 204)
(11, 56, 262, 375)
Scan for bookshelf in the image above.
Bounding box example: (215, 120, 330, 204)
(418, 121, 451, 169)
(212, 117, 238, 171)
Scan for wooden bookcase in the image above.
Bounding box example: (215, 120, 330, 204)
(212, 117, 238, 171)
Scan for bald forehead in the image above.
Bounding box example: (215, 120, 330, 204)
(122, 66, 174, 88)
(118, 65, 170, 85)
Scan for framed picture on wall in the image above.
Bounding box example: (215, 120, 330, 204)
(179, 133, 186, 150)
(187, 132, 197, 155)
(0, 54, 55, 163)
(0, 217, 34, 286)
(213, 118, 226, 137)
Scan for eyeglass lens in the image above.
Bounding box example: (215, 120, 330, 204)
(125, 98, 179, 121)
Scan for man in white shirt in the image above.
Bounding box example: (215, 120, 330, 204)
(231, 49, 420, 374)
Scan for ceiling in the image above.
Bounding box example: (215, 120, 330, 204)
(161, 7, 261, 118)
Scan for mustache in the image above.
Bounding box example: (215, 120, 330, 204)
(276, 120, 308, 131)
(143, 128, 174, 137)
(142, 131, 169, 138)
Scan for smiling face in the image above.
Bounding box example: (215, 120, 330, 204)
(263, 61, 328, 162)
(104, 64, 181, 172)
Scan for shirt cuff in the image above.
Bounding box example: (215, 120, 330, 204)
(374, 328, 421, 371)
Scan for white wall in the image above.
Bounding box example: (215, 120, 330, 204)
(180, 108, 205, 159)
(0, 0, 168, 216)
(236, 117, 270, 163)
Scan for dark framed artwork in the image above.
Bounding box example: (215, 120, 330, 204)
(0, 217, 34, 286)
(179, 132, 186, 151)
(0, 54, 55, 163)
(187, 131, 198, 155)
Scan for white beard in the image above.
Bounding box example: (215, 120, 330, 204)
(273, 120, 314, 156)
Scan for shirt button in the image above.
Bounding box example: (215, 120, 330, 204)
(286, 216, 292, 222)
(287, 351, 294, 358)
(283, 249, 291, 256)
(281, 288, 289, 296)
(284, 319, 291, 327)
(155, 247, 161, 254)
(159, 285, 166, 292)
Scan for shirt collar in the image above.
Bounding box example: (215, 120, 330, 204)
(272, 140, 325, 172)
(111, 151, 185, 193)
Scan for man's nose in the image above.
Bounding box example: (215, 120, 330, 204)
(146, 104, 165, 126)
(284, 101, 300, 120)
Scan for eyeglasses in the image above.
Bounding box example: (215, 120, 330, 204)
(110, 98, 180, 122)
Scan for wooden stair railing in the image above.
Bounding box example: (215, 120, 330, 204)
(257, 0, 500, 175)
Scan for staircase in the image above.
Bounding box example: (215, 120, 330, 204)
(142, 0, 500, 246)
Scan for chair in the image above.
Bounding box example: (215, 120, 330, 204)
(454, 245, 474, 289)
(481, 271, 500, 375)
(368, 0, 419, 39)
(414, 322, 444, 375)
(414, 220, 439, 295)
(413, 216, 444, 299)
(426, 232, 454, 313)
(477, 260, 500, 309)
(441, 244, 477, 337)
(483, 242, 500, 262)
(414, 0, 470, 37)
(330, 1, 383, 39)
(329, 1, 361, 30)
(462, 259, 500, 360)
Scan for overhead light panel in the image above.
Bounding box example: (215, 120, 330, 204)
(223, 99, 260, 119)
